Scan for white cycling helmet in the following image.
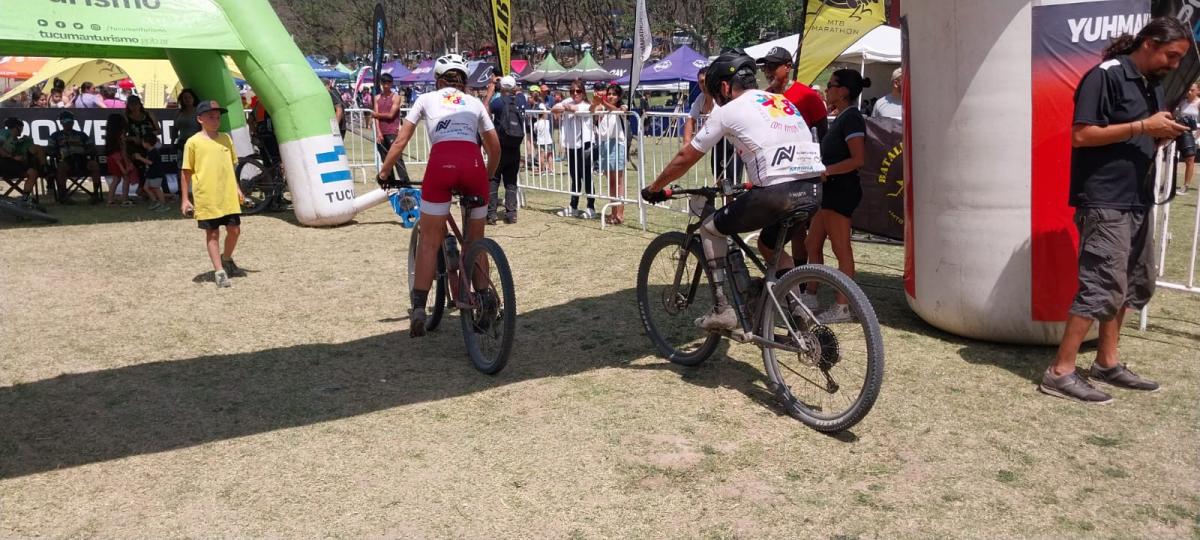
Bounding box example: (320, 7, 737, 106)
(434, 53, 469, 78)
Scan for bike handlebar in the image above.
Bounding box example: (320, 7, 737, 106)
(662, 182, 753, 199)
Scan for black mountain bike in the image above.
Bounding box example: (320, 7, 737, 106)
(236, 134, 289, 214)
(636, 185, 884, 432)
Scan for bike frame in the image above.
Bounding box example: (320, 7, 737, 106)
(669, 186, 818, 354)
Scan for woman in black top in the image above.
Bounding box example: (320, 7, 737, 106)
(124, 96, 160, 144)
(806, 68, 870, 323)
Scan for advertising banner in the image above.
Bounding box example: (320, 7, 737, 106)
(371, 3, 385, 95)
(1030, 0, 1150, 321)
(488, 0, 512, 76)
(852, 117, 904, 240)
(795, 0, 886, 84)
(3, 106, 190, 148)
(1155, 0, 1200, 108)
(0, 0, 244, 53)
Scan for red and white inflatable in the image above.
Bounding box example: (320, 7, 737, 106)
(902, 0, 1150, 344)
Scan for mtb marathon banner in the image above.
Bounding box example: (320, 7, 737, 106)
(852, 117, 904, 240)
(795, 0, 887, 85)
(488, 0, 512, 76)
(1030, 0, 1149, 321)
(0, 0, 245, 56)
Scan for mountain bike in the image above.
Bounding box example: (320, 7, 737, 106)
(636, 184, 884, 432)
(237, 134, 289, 214)
(384, 178, 517, 375)
(0, 196, 57, 224)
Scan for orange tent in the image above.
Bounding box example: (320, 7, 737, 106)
(0, 57, 50, 79)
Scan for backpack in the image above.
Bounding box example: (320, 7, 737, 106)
(496, 95, 526, 144)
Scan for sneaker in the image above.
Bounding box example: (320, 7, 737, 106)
(221, 257, 246, 277)
(579, 208, 596, 220)
(1177, 186, 1189, 195)
(1089, 363, 1160, 392)
(120, 200, 135, 207)
(1039, 368, 1113, 403)
(486, 214, 498, 225)
(504, 214, 518, 224)
(555, 207, 576, 217)
(409, 308, 427, 337)
(147, 202, 161, 210)
(694, 305, 739, 332)
(816, 303, 853, 324)
(154, 204, 171, 212)
(214, 270, 232, 288)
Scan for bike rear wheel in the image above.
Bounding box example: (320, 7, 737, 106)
(236, 155, 283, 215)
(635, 231, 720, 366)
(759, 264, 884, 432)
(459, 238, 516, 375)
(408, 224, 447, 331)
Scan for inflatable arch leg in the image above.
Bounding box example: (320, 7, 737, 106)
(903, 0, 1100, 345)
(213, 0, 387, 226)
(167, 49, 251, 158)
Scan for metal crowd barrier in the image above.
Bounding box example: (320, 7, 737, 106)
(343, 107, 434, 184)
(1140, 142, 1200, 330)
(638, 111, 747, 219)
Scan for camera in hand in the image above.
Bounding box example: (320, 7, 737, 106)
(1179, 115, 1198, 131)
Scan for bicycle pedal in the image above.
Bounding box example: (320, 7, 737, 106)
(729, 329, 753, 343)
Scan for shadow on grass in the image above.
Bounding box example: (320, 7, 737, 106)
(0, 287, 812, 480)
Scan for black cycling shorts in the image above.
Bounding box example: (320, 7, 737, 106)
(713, 180, 822, 247)
(820, 175, 863, 219)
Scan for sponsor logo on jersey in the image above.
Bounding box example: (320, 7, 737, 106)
(435, 119, 452, 132)
(755, 93, 800, 119)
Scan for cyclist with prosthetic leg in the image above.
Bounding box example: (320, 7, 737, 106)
(641, 49, 825, 331)
(378, 54, 502, 337)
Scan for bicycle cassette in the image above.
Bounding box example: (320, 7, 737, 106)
(389, 188, 422, 228)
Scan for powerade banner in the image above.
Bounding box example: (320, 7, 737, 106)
(371, 3, 385, 95)
(851, 117, 904, 240)
(2, 107, 186, 146)
(0, 0, 245, 54)
(1030, 0, 1149, 321)
(795, 0, 886, 85)
(488, 0, 512, 76)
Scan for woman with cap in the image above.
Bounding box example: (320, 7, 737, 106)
(805, 68, 871, 324)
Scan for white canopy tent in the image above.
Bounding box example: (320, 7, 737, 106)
(743, 26, 901, 103)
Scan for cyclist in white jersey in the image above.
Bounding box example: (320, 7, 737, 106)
(642, 49, 825, 331)
(378, 53, 501, 336)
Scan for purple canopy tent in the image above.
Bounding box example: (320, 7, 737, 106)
(361, 60, 411, 84)
(399, 59, 435, 85)
(616, 45, 709, 85)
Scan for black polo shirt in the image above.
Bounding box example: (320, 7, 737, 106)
(1070, 54, 1163, 209)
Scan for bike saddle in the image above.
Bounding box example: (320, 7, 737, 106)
(779, 208, 812, 228)
(459, 194, 486, 209)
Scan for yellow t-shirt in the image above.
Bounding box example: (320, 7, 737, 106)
(182, 132, 240, 220)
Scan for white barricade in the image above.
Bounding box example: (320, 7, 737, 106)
(639, 111, 747, 219)
(1140, 142, 1200, 330)
(343, 108, 378, 183)
(517, 109, 646, 228)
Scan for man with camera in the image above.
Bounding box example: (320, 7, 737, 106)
(483, 71, 527, 224)
(1041, 18, 1192, 403)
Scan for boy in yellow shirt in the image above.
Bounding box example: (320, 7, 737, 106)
(180, 100, 245, 288)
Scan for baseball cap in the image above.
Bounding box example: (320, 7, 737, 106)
(756, 46, 793, 66)
(500, 75, 517, 90)
(196, 100, 228, 115)
(528, 85, 541, 93)
(891, 67, 903, 81)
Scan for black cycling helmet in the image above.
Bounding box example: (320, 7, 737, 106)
(704, 48, 757, 102)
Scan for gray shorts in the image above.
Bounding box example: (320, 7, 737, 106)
(144, 177, 164, 190)
(1069, 207, 1155, 321)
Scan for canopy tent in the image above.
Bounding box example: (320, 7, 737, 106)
(334, 62, 353, 74)
(600, 58, 632, 80)
(547, 52, 613, 82)
(400, 59, 435, 85)
(0, 57, 245, 108)
(360, 60, 411, 84)
(742, 26, 900, 70)
(616, 45, 708, 85)
(0, 56, 49, 79)
(306, 56, 350, 80)
(467, 61, 498, 89)
(520, 53, 567, 83)
(744, 34, 801, 62)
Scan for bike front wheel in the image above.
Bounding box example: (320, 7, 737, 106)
(759, 264, 884, 433)
(635, 231, 720, 366)
(408, 224, 447, 331)
(459, 238, 516, 375)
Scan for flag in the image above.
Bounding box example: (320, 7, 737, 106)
(630, 0, 652, 91)
(488, 0, 513, 75)
(371, 3, 385, 95)
(794, 0, 887, 84)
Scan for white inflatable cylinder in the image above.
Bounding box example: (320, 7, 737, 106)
(904, 0, 1098, 345)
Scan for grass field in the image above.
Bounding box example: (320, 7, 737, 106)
(1, 172, 1198, 537)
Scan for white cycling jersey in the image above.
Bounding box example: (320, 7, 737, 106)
(404, 87, 495, 145)
(690, 89, 824, 186)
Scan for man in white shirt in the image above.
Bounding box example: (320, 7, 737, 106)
(871, 68, 904, 120)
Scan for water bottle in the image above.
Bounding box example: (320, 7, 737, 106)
(727, 246, 751, 297)
(444, 236, 460, 273)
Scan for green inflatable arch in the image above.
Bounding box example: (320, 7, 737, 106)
(0, 0, 368, 226)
